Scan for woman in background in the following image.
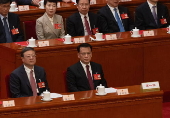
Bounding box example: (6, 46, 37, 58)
(36, 0, 65, 40)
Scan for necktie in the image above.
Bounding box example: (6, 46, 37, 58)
(114, 8, 125, 32)
(152, 6, 158, 25)
(84, 16, 92, 35)
(3, 17, 13, 43)
(30, 70, 37, 96)
(86, 65, 94, 90)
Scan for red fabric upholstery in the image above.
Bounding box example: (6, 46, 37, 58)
(63, 71, 68, 92)
(23, 20, 36, 40)
(5, 75, 11, 98)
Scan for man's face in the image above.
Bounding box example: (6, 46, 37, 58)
(78, 47, 92, 64)
(21, 50, 36, 68)
(45, 2, 57, 17)
(77, 0, 90, 15)
(0, 2, 10, 17)
(106, 0, 120, 8)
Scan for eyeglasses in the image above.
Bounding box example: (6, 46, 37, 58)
(79, 52, 91, 56)
(25, 55, 36, 59)
(78, 3, 90, 7)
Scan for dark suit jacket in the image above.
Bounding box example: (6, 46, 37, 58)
(10, 65, 49, 98)
(66, 12, 108, 37)
(14, 0, 32, 5)
(0, 13, 23, 43)
(66, 61, 107, 92)
(135, 2, 170, 30)
(98, 5, 134, 33)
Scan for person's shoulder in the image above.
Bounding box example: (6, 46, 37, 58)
(118, 5, 129, 10)
(34, 65, 44, 70)
(137, 2, 147, 9)
(54, 14, 63, 19)
(37, 13, 46, 21)
(11, 65, 23, 74)
(99, 5, 108, 12)
(90, 61, 101, 66)
(8, 12, 19, 18)
(68, 62, 80, 69)
(68, 12, 79, 19)
(157, 2, 168, 8)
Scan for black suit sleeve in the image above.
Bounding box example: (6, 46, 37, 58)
(66, 67, 79, 92)
(15, 14, 24, 42)
(135, 7, 146, 30)
(66, 16, 77, 37)
(10, 73, 30, 98)
(98, 64, 108, 88)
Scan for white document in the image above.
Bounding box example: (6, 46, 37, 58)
(105, 88, 117, 93)
(41, 93, 62, 98)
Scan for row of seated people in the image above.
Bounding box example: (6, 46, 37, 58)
(0, 0, 170, 43)
(9, 43, 108, 98)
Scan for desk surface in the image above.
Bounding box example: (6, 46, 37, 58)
(0, 85, 163, 118)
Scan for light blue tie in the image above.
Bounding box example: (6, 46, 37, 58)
(3, 17, 13, 43)
(114, 8, 125, 32)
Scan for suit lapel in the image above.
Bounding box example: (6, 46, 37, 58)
(88, 12, 95, 29)
(0, 18, 6, 43)
(105, 5, 117, 25)
(77, 62, 90, 89)
(157, 3, 162, 26)
(53, 14, 61, 36)
(145, 2, 157, 26)
(44, 13, 57, 37)
(76, 13, 84, 35)
(20, 65, 32, 89)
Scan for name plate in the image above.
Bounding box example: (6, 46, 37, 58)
(38, 41, 49, 47)
(3, 100, 15, 107)
(18, 5, 29, 11)
(141, 81, 160, 92)
(105, 34, 117, 40)
(117, 89, 129, 95)
(63, 94, 75, 101)
(74, 37, 85, 43)
(143, 30, 154, 37)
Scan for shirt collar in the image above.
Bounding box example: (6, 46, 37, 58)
(45, 13, 54, 21)
(107, 4, 118, 10)
(0, 14, 8, 20)
(79, 12, 89, 18)
(147, 0, 157, 8)
(24, 65, 34, 73)
(80, 61, 90, 68)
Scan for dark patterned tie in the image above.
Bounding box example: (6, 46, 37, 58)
(114, 8, 125, 32)
(86, 65, 94, 90)
(152, 6, 158, 25)
(84, 16, 92, 35)
(30, 70, 37, 96)
(3, 17, 13, 43)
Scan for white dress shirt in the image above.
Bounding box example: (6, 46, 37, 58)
(147, 0, 157, 15)
(80, 61, 93, 79)
(24, 65, 39, 93)
(0, 14, 10, 31)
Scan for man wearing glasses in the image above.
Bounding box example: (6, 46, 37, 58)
(10, 47, 49, 98)
(0, 0, 23, 43)
(66, 43, 107, 92)
(66, 0, 107, 37)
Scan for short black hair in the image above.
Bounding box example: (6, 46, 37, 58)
(44, 0, 57, 6)
(77, 43, 92, 52)
(21, 47, 35, 57)
(0, 0, 12, 4)
(76, 0, 90, 4)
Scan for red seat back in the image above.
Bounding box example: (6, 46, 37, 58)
(5, 75, 12, 98)
(23, 20, 37, 40)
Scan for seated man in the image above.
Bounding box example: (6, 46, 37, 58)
(98, 0, 134, 33)
(66, 0, 107, 37)
(10, 47, 49, 98)
(66, 43, 107, 92)
(0, 0, 23, 43)
(135, 0, 170, 30)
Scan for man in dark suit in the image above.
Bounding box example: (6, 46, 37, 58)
(135, 0, 170, 30)
(66, 43, 107, 92)
(98, 0, 134, 33)
(0, 0, 23, 43)
(10, 47, 49, 98)
(66, 0, 107, 37)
